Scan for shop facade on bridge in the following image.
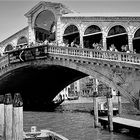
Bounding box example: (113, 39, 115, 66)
(1, 1, 140, 55)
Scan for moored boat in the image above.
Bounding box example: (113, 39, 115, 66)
(67, 96, 79, 100)
(24, 126, 69, 140)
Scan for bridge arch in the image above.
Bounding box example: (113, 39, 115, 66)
(107, 25, 128, 52)
(133, 28, 140, 53)
(0, 57, 134, 107)
(63, 24, 80, 47)
(83, 25, 102, 49)
(34, 10, 56, 43)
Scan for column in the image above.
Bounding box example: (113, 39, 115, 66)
(80, 33, 83, 48)
(107, 88, 113, 132)
(28, 16, 36, 46)
(79, 24, 84, 48)
(128, 34, 133, 52)
(56, 16, 62, 46)
(102, 32, 107, 51)
(0, 95, 4, 138)
(12, 93, 23, 140)
(93, 91, 99, 128)
(4, 93, 13, 140)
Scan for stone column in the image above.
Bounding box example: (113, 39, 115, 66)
(93, 91, 99, 128)
(56, 16, 63, 46)
(128, 34, 133, 52)
(28, 16, 36, 46)
(4, 93, 13, 140)
(107, 88, 113, 132)
(102, 33, 107, 51)
(0, 95, 4, 138)
(12, 93, 23, 140)
(79, 24, 84, 48)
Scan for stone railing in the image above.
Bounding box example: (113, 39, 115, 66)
(48, 45, 140, 65)
(0, 44, 140, 70)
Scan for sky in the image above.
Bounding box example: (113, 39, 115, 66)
(0, 0, 140, 42)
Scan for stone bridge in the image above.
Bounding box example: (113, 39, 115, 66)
(0, 44, 140, 109)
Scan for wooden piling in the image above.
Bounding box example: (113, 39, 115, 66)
(138, 90, 140, 110)
(117, 91, 122, 116)
(12, 93, 23, 140)
(0, 95, 4, 138)
(107, 89, 113, 132)
(93, 91, 99, 128)
(4, 93, 13, 140)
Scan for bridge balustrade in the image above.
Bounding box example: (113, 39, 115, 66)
(0, 45, 140, 71)
(48, 45, 140, 65)
(0, 54, 9, 69)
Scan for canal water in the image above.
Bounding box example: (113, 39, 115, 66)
(23, 103, 139, 140)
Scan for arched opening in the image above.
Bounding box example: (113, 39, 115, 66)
(133, 28, 140, 53)
(4, 44, 13, 52)
(17, 36, 28, 49)
(34, 10, 56, 43)
(63, 25, 80, 47)
(107, 25, 128, 52)
(83, 25, 102, 49)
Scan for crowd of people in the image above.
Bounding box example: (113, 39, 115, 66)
(92, 42, 103, 50)
(5, 37, 137, 56)
(61, 38, 80, 48)
(108, 44, 136, 54)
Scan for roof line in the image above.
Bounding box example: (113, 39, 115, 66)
(0, 26, 28, 45)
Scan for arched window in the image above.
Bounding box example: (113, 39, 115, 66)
(64, 25, 79, 35)
(4, 44, 13, 52)
(35, 10, 56, 43)
(107, 25, 128, 51)
(133, 28, 140, 53)
(108, 25, 126, 36)
(84, 25, 101, 35)
(17, 36, 28, 49)
(63, 25, 80, 47)
(83, 25, 102, 49)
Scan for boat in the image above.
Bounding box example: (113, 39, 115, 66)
(24, 126, 69, 140)
(67, 95, 79, 100)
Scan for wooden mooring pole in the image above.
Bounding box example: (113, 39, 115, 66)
(117, 91, 122, 116)
(4, 93, 13, 140)
(93, 91, 99, 128)
(12, 93, 23, 140)
(107, 89, 113, 132)
(0, 95, 4, 138)
(138, 90, 140, 110)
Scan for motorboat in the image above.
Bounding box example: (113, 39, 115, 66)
(24, 126, 69, 140)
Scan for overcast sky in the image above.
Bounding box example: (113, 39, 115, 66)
(0, 0, 140, 42)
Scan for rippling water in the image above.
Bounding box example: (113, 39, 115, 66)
(23, 103, 139, 140)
